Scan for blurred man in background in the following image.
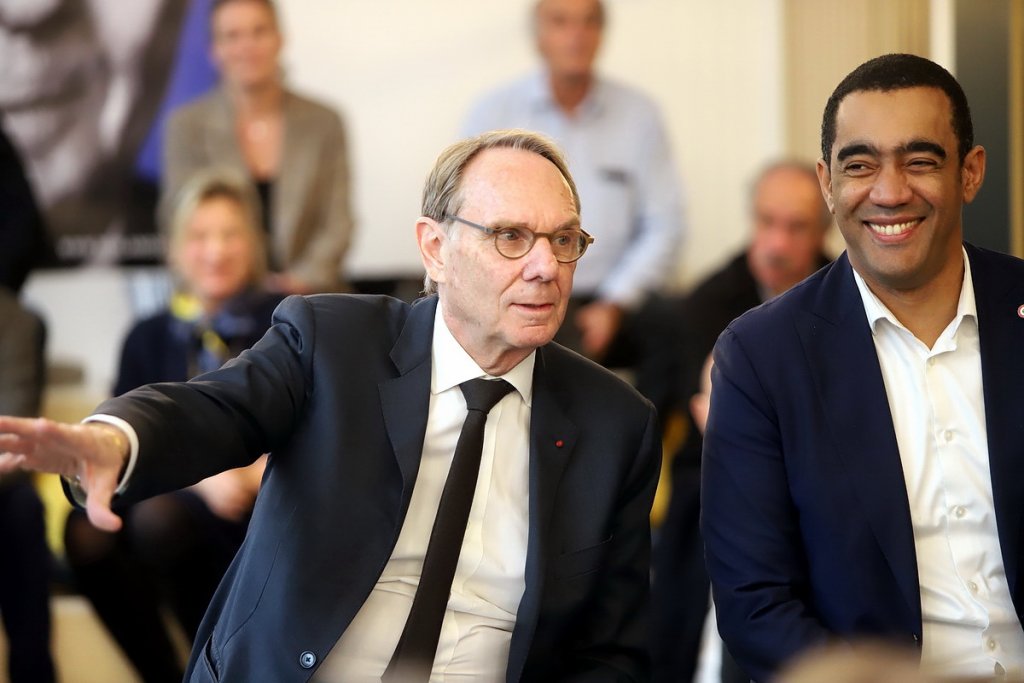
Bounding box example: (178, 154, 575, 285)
(463, 0, 685, 364)
(650, 160, 830, 683)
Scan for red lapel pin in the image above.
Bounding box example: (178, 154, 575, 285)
(554, 439, 564, 448)
(1018, 304, 1024, 319)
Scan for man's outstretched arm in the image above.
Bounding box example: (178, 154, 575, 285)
(0, 417, 129, 531)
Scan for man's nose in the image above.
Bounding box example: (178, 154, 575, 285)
(521, 236, 561, 281)
(869, 164, 914, 207)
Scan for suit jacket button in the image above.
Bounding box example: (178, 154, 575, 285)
(299, 651, 317, 669)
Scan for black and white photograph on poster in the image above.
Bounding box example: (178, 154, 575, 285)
(0, 0, 211, 267)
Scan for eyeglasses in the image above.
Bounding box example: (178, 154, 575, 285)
(447, 215, 594, 263)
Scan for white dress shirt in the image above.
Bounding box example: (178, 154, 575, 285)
(853, 249, 1024, 677)
(315, 303, 533, 681)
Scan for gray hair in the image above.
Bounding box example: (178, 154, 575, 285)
(166, 167, 268, 286)
(749, 159, 833, 231)
(421, 129, 580, 294)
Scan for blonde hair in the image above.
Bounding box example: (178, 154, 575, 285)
(165, 167, 268, 287)
(420, 129, 579, 294)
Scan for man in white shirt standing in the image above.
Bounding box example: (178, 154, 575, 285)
(462, 0, 685, 364)
(0, 130, 660, 681)
(701, 53, 1024, 682)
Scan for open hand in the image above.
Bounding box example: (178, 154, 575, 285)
(0, 416, 129, 531)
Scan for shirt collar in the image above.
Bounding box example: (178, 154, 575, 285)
(431, 302, 535, 407)
(526, 68, 604, 118)
(852, 245, 977, 336)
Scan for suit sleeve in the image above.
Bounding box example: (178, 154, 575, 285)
(701, 326, 831, 682)
(562, 404, 661, 682)
(94, 295, 314, 503)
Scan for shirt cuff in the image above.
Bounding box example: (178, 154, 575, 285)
(82, 414, 140, 496)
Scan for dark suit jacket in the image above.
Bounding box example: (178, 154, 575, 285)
(0, 288, 45, 490)
(701, 244, 1024, 682)
(0, 125, 49, 293)
(0, 289, 44, 419)
(163, 88, 354, 292)
(98, 294, 660, 682)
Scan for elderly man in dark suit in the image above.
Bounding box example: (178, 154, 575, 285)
(703, 53, 1024, 681)
(0, 129, 660, 682)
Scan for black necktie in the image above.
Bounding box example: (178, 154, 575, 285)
(383, 378, 514, 682)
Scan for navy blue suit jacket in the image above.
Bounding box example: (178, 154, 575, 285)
(98, 294, 660, 682)
(701, 244, 1024, 682)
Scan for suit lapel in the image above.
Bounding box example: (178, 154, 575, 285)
(970, 244, 1024, 606)
(379, 297, 436, 499)
(507, 346, 578, 682)
(796, 254, 921, 624)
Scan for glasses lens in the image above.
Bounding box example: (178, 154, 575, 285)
(551, 230, 586, 262)
(494, 227, 533, 258)
(489, 225, 588, 262)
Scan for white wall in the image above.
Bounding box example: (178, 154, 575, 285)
(24, 0, 784, 405)
(280, 0, 784, 283)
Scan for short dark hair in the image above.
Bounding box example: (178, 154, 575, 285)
(820, 53, 974, 165)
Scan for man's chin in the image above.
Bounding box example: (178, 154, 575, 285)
(514, 324, 559, 348)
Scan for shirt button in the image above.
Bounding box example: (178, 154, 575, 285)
(299, 651, 317, 669)
(968, 581, 979, 594)
(955, 506, 967, 518)
(927, 357, 936, 368)
(943, 429, 954, 442)
(987, 638, 998, 652)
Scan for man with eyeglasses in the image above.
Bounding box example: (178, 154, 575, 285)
(463, 0, 685, 365)
(0, 130, 660, 682)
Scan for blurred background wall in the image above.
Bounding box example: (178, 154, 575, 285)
(9, 0, 1021, 412)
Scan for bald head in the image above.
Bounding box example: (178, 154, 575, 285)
(747, 162, 831, 297)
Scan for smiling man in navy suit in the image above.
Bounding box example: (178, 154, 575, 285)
(702, 53, 1024, 681)
(0, 129, 660, 682)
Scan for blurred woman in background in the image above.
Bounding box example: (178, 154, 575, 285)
(162, 0, 354, 295)
(63, 168, 281, 683)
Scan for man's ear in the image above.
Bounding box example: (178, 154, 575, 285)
(417, 217, 447, 286)
(961, 145, 986, 204)
(816, 158, 835, 214)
